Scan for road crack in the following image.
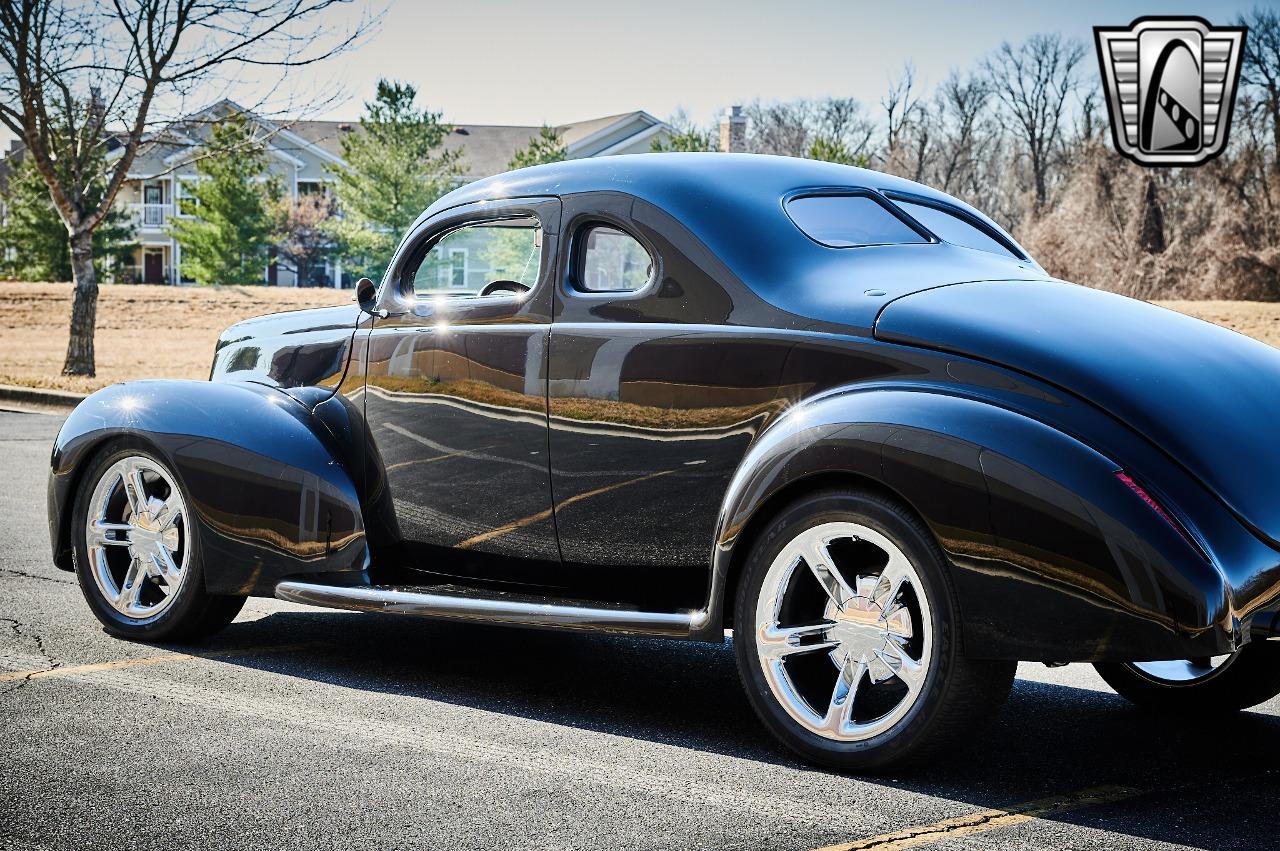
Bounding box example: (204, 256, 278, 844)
(0, 617, 61, 694)
(0, 567, 75, 586)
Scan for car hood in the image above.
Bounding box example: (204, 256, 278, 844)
(874, 279, 1280, 545)
(212, 303, 363, 402)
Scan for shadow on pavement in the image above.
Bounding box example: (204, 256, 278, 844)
(178, 608, 1280, 849)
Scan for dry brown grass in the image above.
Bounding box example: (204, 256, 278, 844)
(0, 282, 351, 393)
(2, 282, 1279, 394)
(1159, 300, 1280, 345)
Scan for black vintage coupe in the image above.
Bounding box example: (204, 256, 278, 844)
(49, 155, 1280, 770)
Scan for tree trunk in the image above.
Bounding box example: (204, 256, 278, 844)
(62, 230, 99, 377)
(1271, 89, 1280, 161)
(1136, 177, 1166, 254)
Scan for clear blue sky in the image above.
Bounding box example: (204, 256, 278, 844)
(301, 0, 1268, 126)
(3, 0, 1272, 144)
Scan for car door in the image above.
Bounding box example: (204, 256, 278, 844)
(547, 192, 793, 607)
(364, 197, 562, 582)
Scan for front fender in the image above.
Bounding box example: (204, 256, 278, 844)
(48, 380, 368, 595)
(701, 387, 1260, 662)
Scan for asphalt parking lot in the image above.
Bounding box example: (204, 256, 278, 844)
(2, 407, 1278, 851)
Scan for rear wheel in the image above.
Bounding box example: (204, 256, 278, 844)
(1094, 642, 1280, 713)
(734, 489, 1015, 771)
(71, 443, 245, 642)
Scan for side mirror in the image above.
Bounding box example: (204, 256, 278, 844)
(354, 277, 385, 317)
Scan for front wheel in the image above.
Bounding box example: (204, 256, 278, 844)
(734, 489, 1015, 771)
(71, 442, 246, 642)
(1094, 642, 1280, 713)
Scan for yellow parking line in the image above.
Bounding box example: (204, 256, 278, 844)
(456, 468, 677, 550)
(384, 451, 464, 473)
(383, 441, 502, 474)
(810, 784, 1146, 851)
(0, 642, 318, 683)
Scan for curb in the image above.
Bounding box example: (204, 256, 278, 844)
(0, 383, 86, 410)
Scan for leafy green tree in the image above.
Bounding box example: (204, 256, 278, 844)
(651, 129, 717, 152)
(480, 226, 542, 285)
(508, 125, 566, 169)
(0, 153, 134, 281)
(329, 80, 464, 279)
(807, 136, 868, 166)
(652, 109, 716, 152)
(168, 116, 278, 285)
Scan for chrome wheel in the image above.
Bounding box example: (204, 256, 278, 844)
(1130, 654, 1236, 684)
(754, 521, 933, 742)
(85, 455, 189, 620)
(1097, 641, 1280, 714)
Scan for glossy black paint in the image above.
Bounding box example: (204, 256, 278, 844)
(48, 380, 368, 595)
(876, 279, 1280, 547)
(211, 303, 362, 395)
(49, 154, 1280, 661)
(708, 376, 1273, 659)
(363, 197, 562, 574)
(547, 191, 791, 582)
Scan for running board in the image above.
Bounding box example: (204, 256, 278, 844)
(274, 580, 703, 638)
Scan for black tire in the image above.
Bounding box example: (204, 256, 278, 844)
(734, 488, 1015, 771)
(71, 440, 246, 643)
(1094, 642, 1280, 714)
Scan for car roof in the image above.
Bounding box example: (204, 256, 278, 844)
(425, 153, 1005, 238)
(416, 154, 1047, 332)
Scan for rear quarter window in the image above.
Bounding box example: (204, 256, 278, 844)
(891, 198, 1020, 259)
(785, 194, 928, 248)
(576, 225, 653, 293)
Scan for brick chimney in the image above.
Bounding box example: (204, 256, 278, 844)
(719, 105, 746, 153)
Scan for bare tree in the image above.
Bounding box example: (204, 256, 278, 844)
(983, 33, 1086, 210)
(881, 63, 920, 157)
(931, 71, 993, 195)
(743, 99, 813, 157)
(0, 0, 372, 376)
(1221, 91, 1278, 243)
(744, 97, 875, 161)
(1074, 87, 1103, 147)
(1239, 7, 1280, 158)
(274, 192, 335, 287)
(816, 97, 875, 160)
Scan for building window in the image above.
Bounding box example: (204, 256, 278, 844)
(175, 179, 198, 216)
(297, 180, 328, 197)
(446, 248, 467, 288)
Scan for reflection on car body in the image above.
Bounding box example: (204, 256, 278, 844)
(49, 154, 1280, 770)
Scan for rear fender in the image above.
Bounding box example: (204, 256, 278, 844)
(48, 380, 368, 595)
(700, 387, 1242, 661)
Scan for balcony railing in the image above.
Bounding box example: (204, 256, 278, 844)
(127, 202, 174, 229)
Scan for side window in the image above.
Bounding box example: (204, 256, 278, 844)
(576, 225, 653, 293)
(892, 199, 1019, 259)
(410, 217, 542, 297)
(785, 194, 928, 248)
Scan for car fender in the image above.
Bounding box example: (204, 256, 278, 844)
(698, 387, 1238, 662)
(48, 380, 368, 595)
